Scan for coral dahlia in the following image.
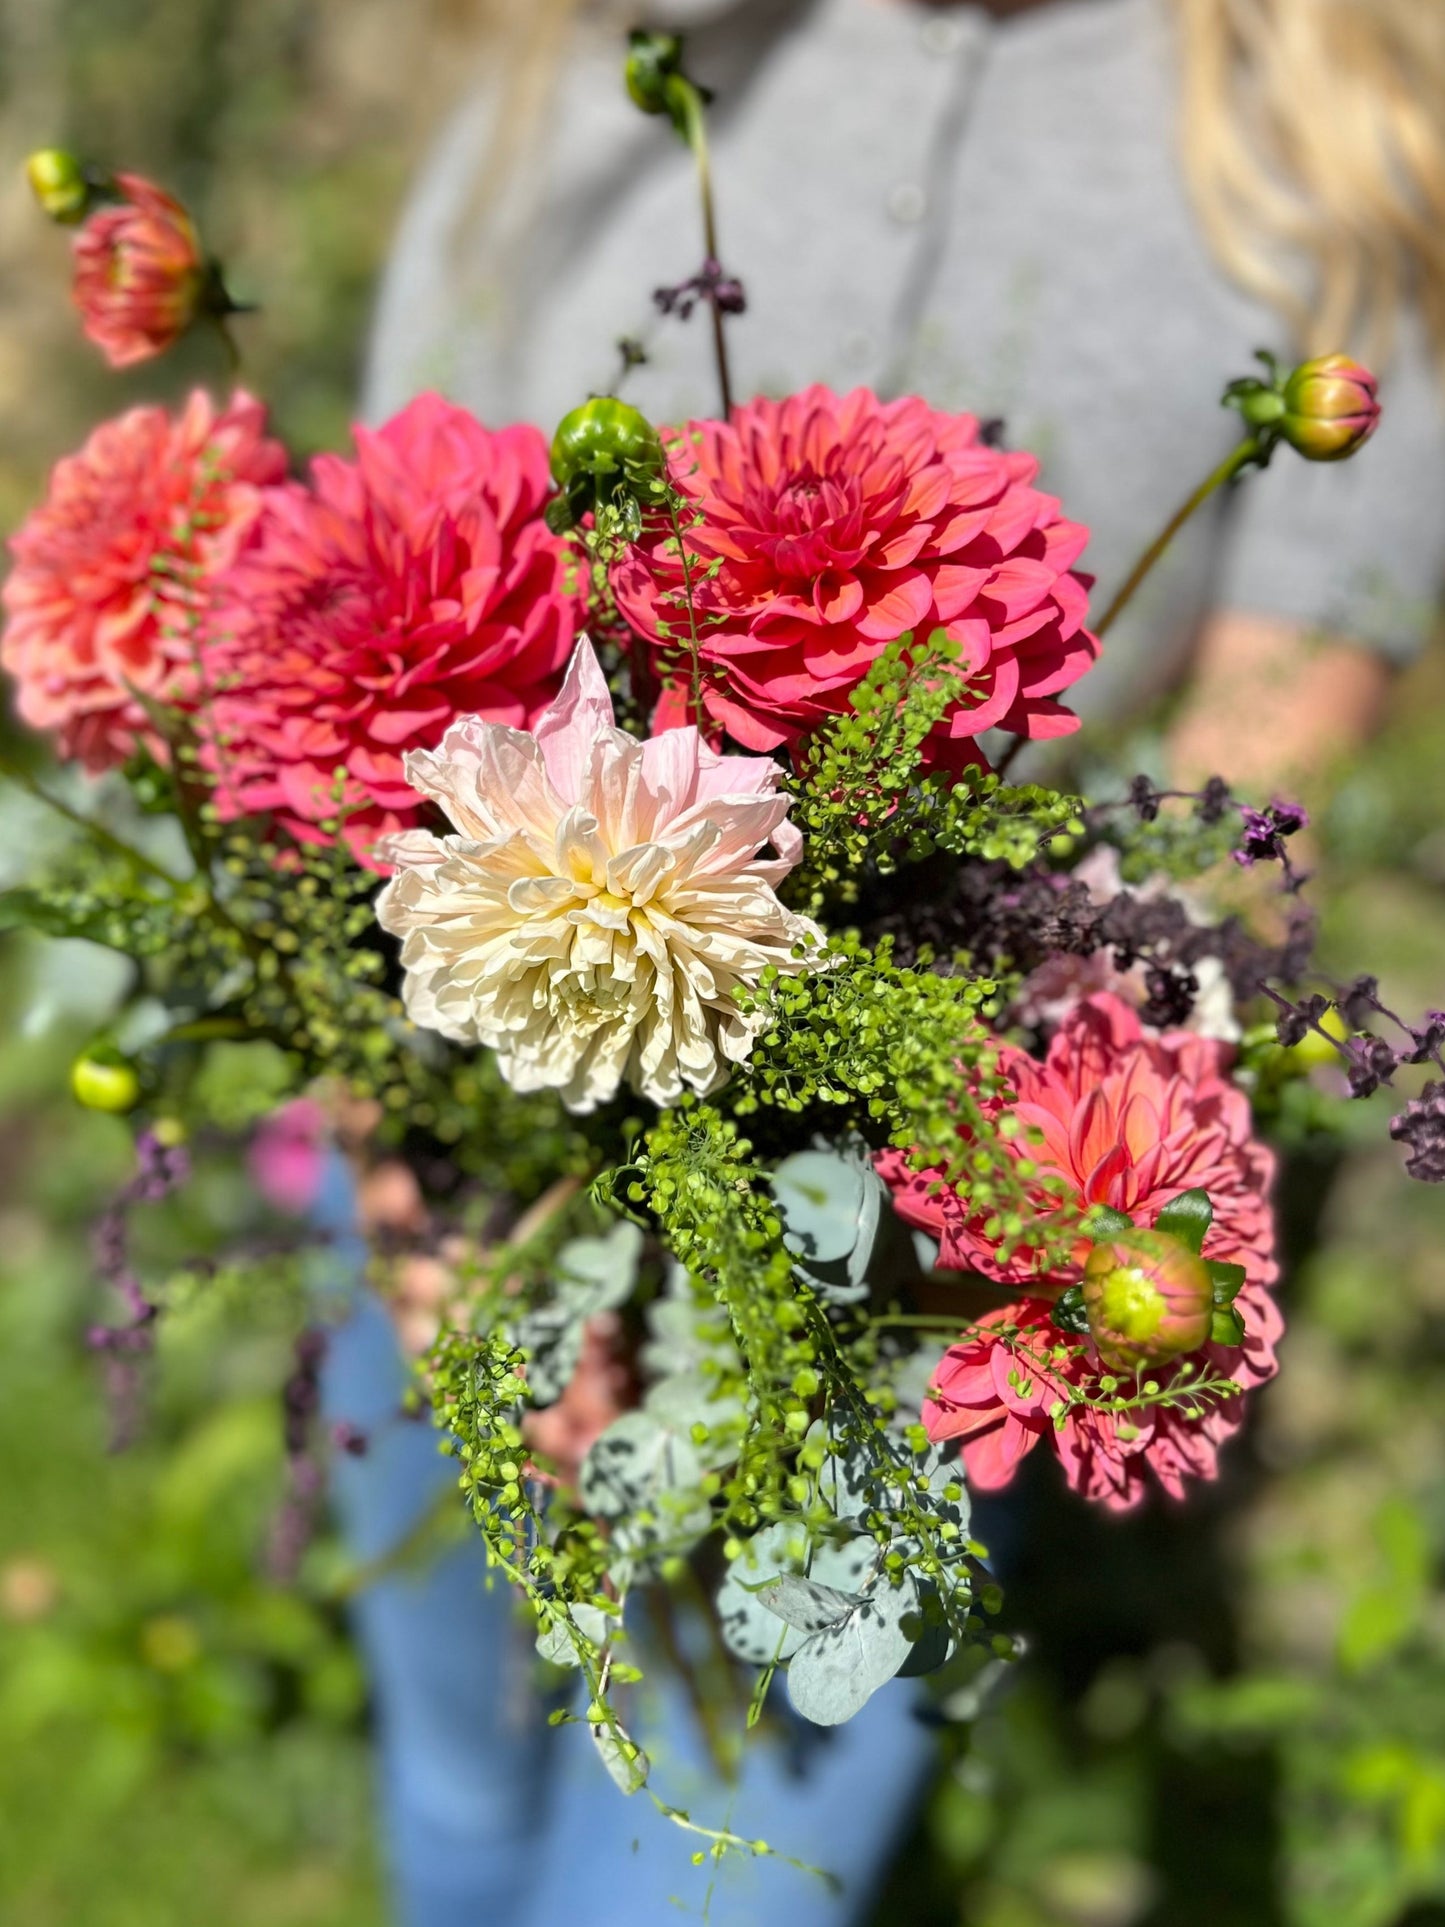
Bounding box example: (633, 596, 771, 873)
(204, 393, 586, 864)
(610, 385, 1097, 761)
(71, 172, 206, 368)
(919, 1289, 1282, 1510)
(1, 390, 285, 770)
(374, 637, 820, 1112)
(876, 992, 1280, 1508)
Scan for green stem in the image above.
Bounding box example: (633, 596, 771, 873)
(676, 82, 734, 419)
(665, 495, 708, 730)
(1093, 435, 1263, 641)
(0, 750, 186, 886)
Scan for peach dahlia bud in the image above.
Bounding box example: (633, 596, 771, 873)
(1081, 1227, 1214, 1372)
(71, 171, 205, 368)
(1278, 354, 1381, 463)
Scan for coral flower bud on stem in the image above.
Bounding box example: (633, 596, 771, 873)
(1096, 348, 1381, 641)
(1278, 354, 1381, 462)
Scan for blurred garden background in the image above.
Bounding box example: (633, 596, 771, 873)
(2, 4, 1444, 1924)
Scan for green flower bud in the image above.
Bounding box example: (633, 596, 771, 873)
(1081, 1227, 1214, 1372)
(548, 397, 666, 537)
(70, 1044, 142, 1114)
(625, 31, 684, 117)
(1279, 354, 1381, 463)
(26, 148, 93, 225)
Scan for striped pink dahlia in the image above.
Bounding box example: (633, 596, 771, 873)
(1, 390, 285, 770)
(204, 394, 586, 864)
(610, 385, 1097, 762)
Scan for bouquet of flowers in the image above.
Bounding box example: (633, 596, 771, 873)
(6, 35, 1442, 1861)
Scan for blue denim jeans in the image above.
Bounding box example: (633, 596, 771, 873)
(312, 1157, 937, 1926)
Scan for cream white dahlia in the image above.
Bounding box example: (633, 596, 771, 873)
(374, 638, 820, 1111)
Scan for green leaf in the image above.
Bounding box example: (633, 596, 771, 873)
(534, 1602, 613, 1668)
(1083, 1204, 1134, 1240)
(578, 1409, 710, 1563)
(783, 1572, 921, 1727)
(716, 1523, 810, 1664)
(590, 1716, 650, 1795)
(1050, 1286, 1090, 1337)
(758, 1573, 864, 1635)
(1154, 1187, 1213, 1255)
(513, 1221, 642, 1403)
(1209, 1307, 1246, 1346)
(1206, 1259, 1247, 1307)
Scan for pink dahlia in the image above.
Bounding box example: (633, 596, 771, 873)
(610, 385, 1097, 762)
(1, 390, 286, 770)
(877, 992, 1281, 1508)
(72, 172, 205, 368)
(204, 393, 586, 864)
(880, 993, 1276, 1286)
(919, 1288, 1282, 1510)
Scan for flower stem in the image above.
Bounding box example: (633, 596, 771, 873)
(665, 494, 708, 730)
(1093, 436, 1263, 641)
(0, 749, 186, 886)
(675, 83, 734, 419)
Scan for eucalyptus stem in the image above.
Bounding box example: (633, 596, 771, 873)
(1093, 435, 1263, 640)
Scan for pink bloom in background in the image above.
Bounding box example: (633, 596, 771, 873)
(610, 385, 1097, 763)
(204, 393, 586, 863)
(921, 1288, 1282, 1510)
(1, 390, 286, 770)
(877, 992, 1280, 1508)
(72, 172, 204, 368)
(249, 1098, 327, 1215)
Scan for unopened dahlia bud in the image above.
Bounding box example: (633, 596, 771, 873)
(548, 397, 665, 536)
(26, 148, 92, 224)
(70, 1045, 141, 1114)
(1279, 354, 1381, 463)
(72, 172, 205, 368)
(625, 30, 685, 117)
(1081, 1228, 1214, 1371)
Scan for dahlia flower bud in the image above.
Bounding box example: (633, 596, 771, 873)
(1081, 1227, 1214, 1371)
(71, 172, 206, 368)
(1223, 351, 1380, 464)
(625, 30, 685, 118)
(1279, 355, 1381, 463)
(548, 397, 665, 536)
(70, 1045, 141, 1114)
(26, 148, 93, 224)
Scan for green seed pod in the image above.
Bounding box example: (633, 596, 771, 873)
(70, 1044, 142, 1114)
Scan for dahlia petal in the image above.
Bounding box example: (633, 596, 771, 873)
(852, 570, 933, 640)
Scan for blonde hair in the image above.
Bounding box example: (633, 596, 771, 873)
(480, 0, 1445, 368)
(1176, 0, 1445, 367)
